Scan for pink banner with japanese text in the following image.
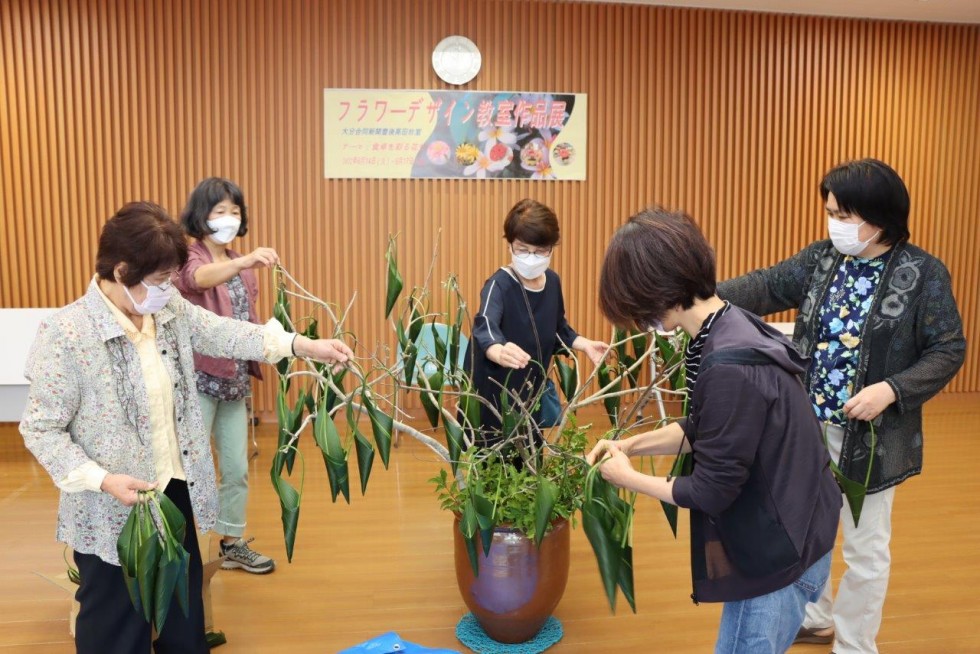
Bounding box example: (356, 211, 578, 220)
(324, 89, 587, 180)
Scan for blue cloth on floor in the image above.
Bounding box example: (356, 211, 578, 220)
(339, 631, 461, 654)
(455, 613, 563, 653)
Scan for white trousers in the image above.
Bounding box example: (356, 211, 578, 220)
(804, 423, 897, 654)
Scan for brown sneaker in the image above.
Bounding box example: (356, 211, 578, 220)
(794, 626, 834, 644)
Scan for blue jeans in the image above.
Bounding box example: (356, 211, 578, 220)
(715, 550, 833, 654)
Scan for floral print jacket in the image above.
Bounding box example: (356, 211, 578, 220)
(20, 280, 269, 565)
(718, 240, 966, 493)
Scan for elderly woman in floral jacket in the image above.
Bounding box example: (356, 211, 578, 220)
(718, 159, 966, 654)
(20, 201, 352, 654)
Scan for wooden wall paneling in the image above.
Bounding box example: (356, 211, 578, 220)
(1, 0, 977, 412)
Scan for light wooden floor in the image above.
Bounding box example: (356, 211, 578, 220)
(1, 394, 978, 653)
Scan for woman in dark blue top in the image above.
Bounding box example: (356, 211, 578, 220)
(464, 199, 607, 446)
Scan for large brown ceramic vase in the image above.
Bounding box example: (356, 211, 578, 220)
(453, 517, 571, 643)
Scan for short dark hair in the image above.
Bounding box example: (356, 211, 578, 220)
(180, 177, 249, 240)
(95, 201, 188, 286)
(820, 159, 910, 245)
(503, 199, 560, 247)
(599, 207, 716, 329)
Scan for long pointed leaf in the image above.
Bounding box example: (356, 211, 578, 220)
(597, 364, 623, 427)
(314, 398, 349, 503)
(471, 491, 495, 557)
(347, 403, 375, 495)
(582, 497, 621, 612)
(136, 524, 161, 623)
(275, 388, 291, 476)
(660, 452, 693, 537)
(460, 503, 480, 577)
(407, 291, 424, 344)
(444, 419, 464, 475)
(269, 464, 301, 562)
(284, 389, 307, 475)
(117, 506, 142, 615)
(155, 493, 187, 546)
(385, 237, 404, 319)
(616, 544, 637, 613)
(362, 393, 393, 469)
(419, 369, 444, 428)
(324, 452, 351, 504)
(432, 320, 448, 367)
(533, 478, 559, 547)
(153, 550, 181, 632)
(556, 356, 577, 402)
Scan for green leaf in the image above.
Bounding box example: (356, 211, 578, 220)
(616, 543, 637, 613)
(323, 369, 347, 414)
(533, 478, 559, 547)
(348, 403, 375, 495)
(614, 327, 629, 366)
(582, 493, 621, 612)
(403, 342, 419, 385)
(385, 237, 404, 319)
(269, 464, 301, 562)
(444, 419, 464, 476)
(314, 397, 349, 503)
(459, 382, 481, 432)
(352, 432, 375, 496)
(419, 369, 444, 428)
(660, 452, 692, 537)
(500, 390, 520, 440)
(117, 505, 142, 615)
(324, 452, 351, 504)
(460, 503, 480, 577)
(408, 292, 424, 344)
(450, 305, 465, 375)
(136, 523, 161, 623)
(556, 356, 578, 402)
(597, 364, 623, 427)
(303, 318, 319, 340)
(154, 493, 187, 546)
(395, 319, 409, 350)
(153, 549, 181, 632)
(362, 392, 393, 469)
(432, 320, 448, 367)
(284, 389, 307, 475)
(824, 422, 875, 527)
(582, 473, 635, 613)
(275, 388, 290, 475)
(471, 491, 495, 557)
(205, 631, 227, 648)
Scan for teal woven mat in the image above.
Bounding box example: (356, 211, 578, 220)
(455, 613, 563, 654)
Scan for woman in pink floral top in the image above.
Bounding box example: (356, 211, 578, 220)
(176, 178, 281, 575)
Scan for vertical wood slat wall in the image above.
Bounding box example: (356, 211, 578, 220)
(2, 0, 978, 417)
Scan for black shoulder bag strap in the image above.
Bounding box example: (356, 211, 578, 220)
(508, 267, 545, 364)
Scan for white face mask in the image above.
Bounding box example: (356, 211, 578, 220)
(207, 216, 241, 245)
(828, 218, 879, 257)
(511, 252, 551, 280)
(645, 320, 665, 334)
(123, 280, 174, 315)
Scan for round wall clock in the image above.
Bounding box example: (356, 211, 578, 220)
(432, 35, 482, 86)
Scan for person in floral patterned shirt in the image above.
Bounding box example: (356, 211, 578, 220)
(20, 202, 352, 654)
(176, 178, 281, 575)
(718, 159, 965, 654)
